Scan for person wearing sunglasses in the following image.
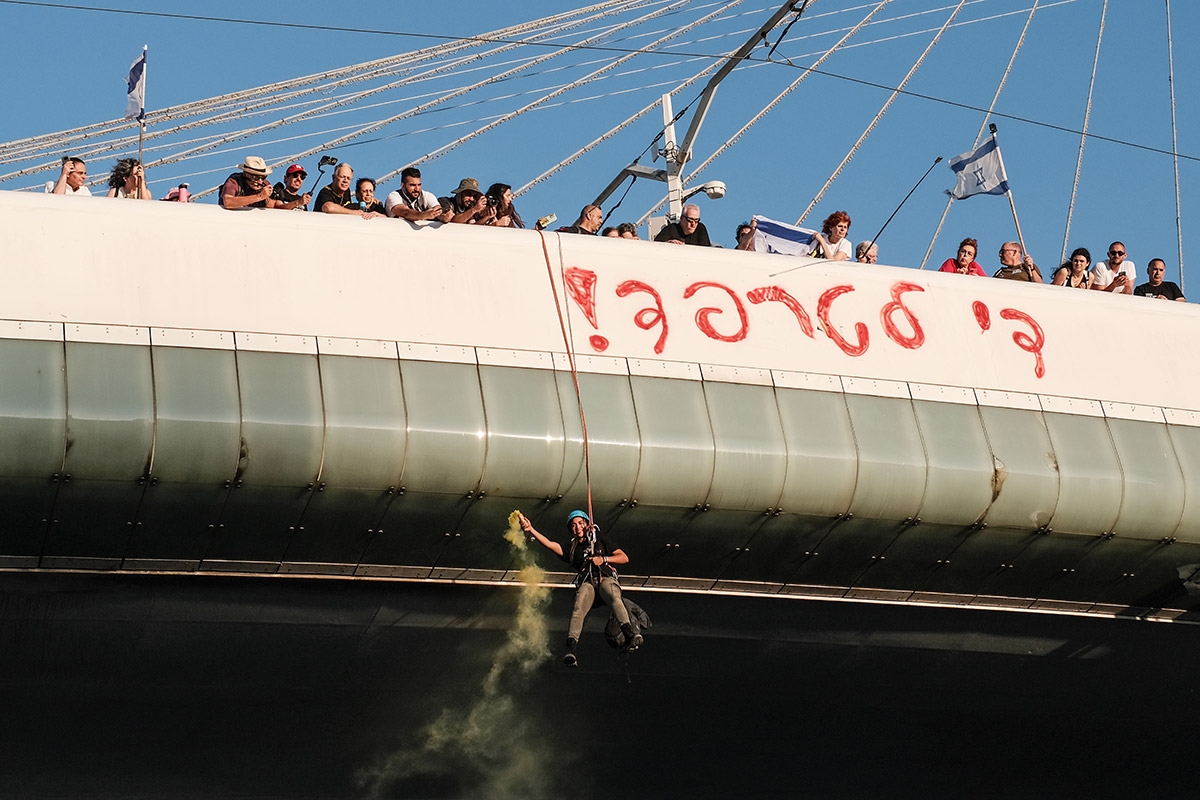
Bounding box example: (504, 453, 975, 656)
(1090, 241, 1135, 294)
(654, 203, 712, 246)
(218, 155, 277, 210)
(993, 242, 1043, 282)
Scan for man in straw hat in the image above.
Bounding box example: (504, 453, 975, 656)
(219, 155, 278, 210)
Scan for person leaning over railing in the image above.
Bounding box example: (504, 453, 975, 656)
(354, 177, 386, 214)
(218, 156, 277, 210)
(1134, 258, 1186, 301)
(938, 237, 986, 276)
(271, 164, 312, 211)
(384, 167, 447, 222)
(314, 162, 381, 219)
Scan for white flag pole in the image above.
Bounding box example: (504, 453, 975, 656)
(137, 45, 147, 197)
(991, 124, 1027, 255)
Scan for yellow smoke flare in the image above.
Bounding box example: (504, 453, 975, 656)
(358, 511, 554, 799)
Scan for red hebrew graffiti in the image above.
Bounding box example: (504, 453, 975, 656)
(999, 308, 1046, 378)
(616, 280, 669, 355)
(972, 300, 991, 331)
(816, 285, 870, 357)
(880, 281, 925, 349)
(564, 266, 609, 351)
(746, 286, 815, 338)
(567, 268, 1045, 373)
(684, 281, 749, 343)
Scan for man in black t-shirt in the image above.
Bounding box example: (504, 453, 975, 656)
(519, 509, 643, 667)
(271, 163, 312, 211)
(1134, 258, 1186, 301)
(313, 162, 381, 219)
(654, 203, 712, 246)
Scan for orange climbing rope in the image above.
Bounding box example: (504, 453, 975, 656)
(537, 229, 594, 526)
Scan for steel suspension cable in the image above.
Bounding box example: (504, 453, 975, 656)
(5, 2, 653, 189)
(1165, 0, 1185, 291)
(636, 0, 894, 225)
(0, 0, 639, 160)
(796, 0, 966, 226)
(515, 61, 721, 197)
(188, 1, 681, 200)
(379, 0, 738, 186)
(1058, 0, 1107, 266)
(918, 0, 1041, 270)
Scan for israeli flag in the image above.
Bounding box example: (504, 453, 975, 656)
(948, 138, 1009, 200)
(753, 215, 818, 256)
(125, 47, 146, 122)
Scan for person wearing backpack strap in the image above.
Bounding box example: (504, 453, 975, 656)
(518, 509, 643, 667)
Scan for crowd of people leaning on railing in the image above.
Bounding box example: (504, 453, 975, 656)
(44, 154, 1187, 302)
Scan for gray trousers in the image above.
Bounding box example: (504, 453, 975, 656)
(568, 576, 631, 641)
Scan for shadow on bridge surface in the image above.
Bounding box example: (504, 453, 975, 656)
(1, 571, 1198, 798)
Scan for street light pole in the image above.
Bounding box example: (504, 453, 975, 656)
(592, 1, 806, 219)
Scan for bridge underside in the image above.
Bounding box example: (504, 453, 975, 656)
(2, 572, 1198, 798)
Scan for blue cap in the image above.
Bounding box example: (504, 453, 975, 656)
(567, 509, 590, 525)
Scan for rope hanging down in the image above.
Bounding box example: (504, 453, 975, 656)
(536, 230, 595, 526)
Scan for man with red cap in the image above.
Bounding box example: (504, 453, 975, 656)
(518, 509, 643, 667)
(271, 163, 312, 211)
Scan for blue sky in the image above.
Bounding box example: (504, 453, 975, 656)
(2, 0, 1198, 284)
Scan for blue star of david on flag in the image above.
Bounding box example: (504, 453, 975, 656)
(947, 138, 1009, 200)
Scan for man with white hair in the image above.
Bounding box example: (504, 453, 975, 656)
(654, 203, 712, 246)
(314, 162, 381, 219)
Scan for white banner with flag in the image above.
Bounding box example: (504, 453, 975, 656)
(948, 137, 1009, 200)
(125, 47, 146, 122)
(752, 215, 819, 256)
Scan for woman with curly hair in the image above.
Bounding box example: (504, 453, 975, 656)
(811, 210, 852, 261)
(106, 158, 152, 200)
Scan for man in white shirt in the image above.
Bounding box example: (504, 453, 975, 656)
(384, 167, 446, 222)
(1090, 241, 1135, 294)
(45, 157, 91, 195)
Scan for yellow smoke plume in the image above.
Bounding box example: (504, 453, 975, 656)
(358, 511, 553, 799)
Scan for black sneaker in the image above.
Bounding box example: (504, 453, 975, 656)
(563, 637, 578, 668)
(621, 624, 643, 652)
